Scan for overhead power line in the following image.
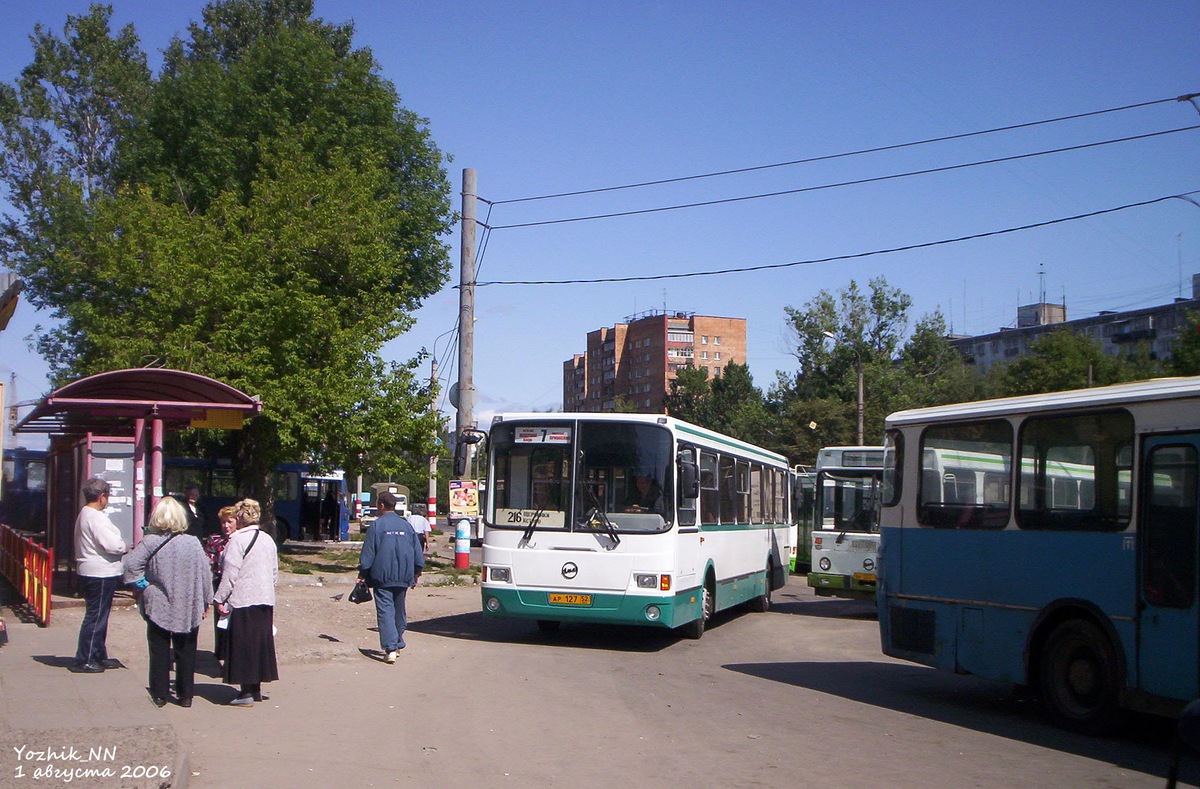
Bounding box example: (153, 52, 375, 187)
(492, 93, 1199, 206)
(471, 192, 1198, 287)
(487, 125, 1200, 230)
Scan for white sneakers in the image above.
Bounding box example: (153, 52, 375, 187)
(385, 651, 398, 664)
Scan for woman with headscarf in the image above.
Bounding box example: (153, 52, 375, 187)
(213, 498, 279, 706)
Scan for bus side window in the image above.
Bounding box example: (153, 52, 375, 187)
(700, 452, 719, 524)
(1144, 444, 1197, 608)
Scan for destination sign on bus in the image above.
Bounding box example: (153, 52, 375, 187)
(514, 427, 572, 444)
(842, 450, 883, 467)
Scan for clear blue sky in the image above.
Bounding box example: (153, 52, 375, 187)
(1, 1, 1198, 447)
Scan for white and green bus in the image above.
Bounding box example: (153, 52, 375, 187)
(480, 413, 792, 638)
(789, 468, 816, 572)
(806, 446, 884, 600)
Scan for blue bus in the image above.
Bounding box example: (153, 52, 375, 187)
(2, 449, 349, 542)
(0, 446, 47, 534)
(163, 458, 349, 542)
(878, 376, 1200, 733)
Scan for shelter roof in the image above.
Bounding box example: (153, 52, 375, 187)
(15, 368, 261, 435)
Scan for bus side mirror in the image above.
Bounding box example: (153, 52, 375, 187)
(678, 453, 699, 499)
(453, 441, 470, 477)
(454, 430, 485, 477)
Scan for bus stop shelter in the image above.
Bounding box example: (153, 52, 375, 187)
(13, 368, 262, 576)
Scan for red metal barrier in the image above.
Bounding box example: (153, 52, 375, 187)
(0, 523, 54, 626)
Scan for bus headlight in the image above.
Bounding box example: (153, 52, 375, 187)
(485, 596, 501, 612)
(488, 567, 511, 583)
(645, 605, 661, 621)
(819, 557, 831, 571)
(635, 574, 658, 589)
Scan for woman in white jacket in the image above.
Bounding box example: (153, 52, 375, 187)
(213, 499, 278, 707)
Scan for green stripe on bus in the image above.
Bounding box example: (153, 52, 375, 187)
(482, 586, 701, 629)
(675, 424, 787, 464)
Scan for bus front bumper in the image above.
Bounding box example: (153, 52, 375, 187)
(807, 571, 877, 598)
(481, 585, 702, 629)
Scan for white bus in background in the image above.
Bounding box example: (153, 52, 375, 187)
(480, 413, 792, 638)
(807, 446, 884, 600)
(789, 468, 816, 572)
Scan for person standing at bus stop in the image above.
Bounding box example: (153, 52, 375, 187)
(72, 477, 127, 673)
(357, 491, 423, 663)
(407, 503, 432, 555)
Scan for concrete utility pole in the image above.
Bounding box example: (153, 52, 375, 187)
(454, 168, 477, 570)
(427, 356, 438, 537)
(456, 168, 476, 443)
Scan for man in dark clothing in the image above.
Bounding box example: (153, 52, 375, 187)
(623, 473, 664, 514)
(179, 486, 206, 538)
(357, 491, 424, 663)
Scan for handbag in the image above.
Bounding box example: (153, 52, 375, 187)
(349, 577, 372, 604)
(130, 532, 179, 593)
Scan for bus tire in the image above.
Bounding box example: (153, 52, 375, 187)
(681, 579, 713, 640)
(747, 561, 772, 613)
(273, 518, 290, 545)
(536, 620, 560, 633)
(1038, 619, 1122, 734)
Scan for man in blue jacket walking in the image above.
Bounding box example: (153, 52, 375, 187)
(358, 491, 424, 663)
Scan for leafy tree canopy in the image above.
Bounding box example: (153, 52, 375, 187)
(991, 329, 1159, 396)
(0, 1, 454, 500)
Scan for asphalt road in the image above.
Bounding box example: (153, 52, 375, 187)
(37, 569, 1197, 788)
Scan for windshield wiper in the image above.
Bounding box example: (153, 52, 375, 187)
(519, 504, 546, 548)
(581, 483, 620, 549)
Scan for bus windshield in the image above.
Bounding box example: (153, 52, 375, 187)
(489, 420, 673, 534)
(817, 469, 881, 534)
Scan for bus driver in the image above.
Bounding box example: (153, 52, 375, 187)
(623, 473, 664, 514)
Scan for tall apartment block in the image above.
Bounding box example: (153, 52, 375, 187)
(563, 310, 747, 413)
(949, 274, 1200, 373)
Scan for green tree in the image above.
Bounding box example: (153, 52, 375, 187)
(886, 311, 981, 410)
(989, 329, 1155, 396)
(779, 277, 911, 454)
(1170, 310, 1200, 375)
(706, 361, 769, 443)
(664, 361, 768, 446)
(0, 2, 454, 520)
(664, 364, 711, 425)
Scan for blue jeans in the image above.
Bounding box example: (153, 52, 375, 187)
(76, 575, 122, 665)
(373, 586, 409, 652)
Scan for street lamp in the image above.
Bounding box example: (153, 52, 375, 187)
(823, 331, 864, 446)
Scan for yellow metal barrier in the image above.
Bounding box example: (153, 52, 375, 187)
(0, 523, 54, 626)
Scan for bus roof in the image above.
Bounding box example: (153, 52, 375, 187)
(885, 375, 1200, 428)
(491, 412, 788, 465)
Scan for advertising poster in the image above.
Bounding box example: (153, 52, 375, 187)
(448, 479, 479, 519)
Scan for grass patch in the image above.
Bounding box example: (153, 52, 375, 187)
(278, 547, 361, 575)
(421, 555, 481, 585)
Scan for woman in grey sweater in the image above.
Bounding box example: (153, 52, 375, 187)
(124, 496, 212, 707)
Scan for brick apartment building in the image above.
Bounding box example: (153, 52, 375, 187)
(563, 310, 748, 413)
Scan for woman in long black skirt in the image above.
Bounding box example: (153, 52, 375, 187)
(213, 499, 278, 706)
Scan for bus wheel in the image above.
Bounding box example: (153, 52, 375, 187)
(1038, 619, 1121, 734)
(681, 581, 713, 640)
(536, 620, 560, 633)
(747, 561, 772, 613)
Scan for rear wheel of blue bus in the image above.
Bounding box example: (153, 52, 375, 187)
(1038, 618, 1121, 734)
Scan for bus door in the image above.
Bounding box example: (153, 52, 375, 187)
(1138, 435, 1200, 701)
(675, 445, 701, 586)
